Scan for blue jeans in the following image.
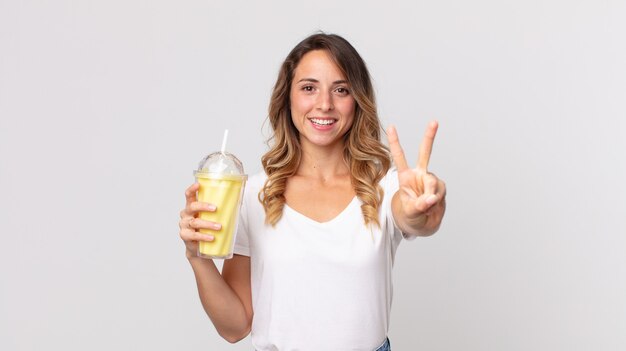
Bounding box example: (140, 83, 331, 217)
(375, 338, 391, 351)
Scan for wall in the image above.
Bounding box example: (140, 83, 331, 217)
(1, 0, 624, 350)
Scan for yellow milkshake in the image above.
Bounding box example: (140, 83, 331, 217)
(196, 174, 245, 258)
(194, 149, 247, 259)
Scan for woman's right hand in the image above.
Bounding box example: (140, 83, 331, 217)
(179, 183, 222, 259)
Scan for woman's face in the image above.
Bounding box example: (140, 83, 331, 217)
(289, 50, 355, 149)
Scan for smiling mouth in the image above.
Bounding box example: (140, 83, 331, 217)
(309, 118, 337, 126)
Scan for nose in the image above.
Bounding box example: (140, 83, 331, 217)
(316, 90, 334, 111)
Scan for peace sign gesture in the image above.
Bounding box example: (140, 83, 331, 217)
(387, 121, 447, 236)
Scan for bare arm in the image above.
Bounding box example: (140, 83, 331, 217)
(180, 183, 253, 343)
(187, 254, 252, 343)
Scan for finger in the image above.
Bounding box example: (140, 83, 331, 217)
(185, 183, 200, 207)
(180, 201, 217, 218)
(178, 216, 192, 230)
(418, 120, 439, 171)
(189, 218, 222, 231)
(437, 179, 447, 199)
(423, 173, 438, 196)
(180, 228, 215, 242)
(387, 125, 410, 172)
(423, 180, 446, 214)
(412, 193, 438, 214)
(189, 201, 217, 213)
(425, 184, 446, 216)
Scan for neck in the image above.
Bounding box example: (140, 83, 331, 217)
(296, 139, 350, 180)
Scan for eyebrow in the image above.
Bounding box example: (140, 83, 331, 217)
(296, 78, 348, 85)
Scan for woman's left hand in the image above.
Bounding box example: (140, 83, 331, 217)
(387, 121, 447, 236)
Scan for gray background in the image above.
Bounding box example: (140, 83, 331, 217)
(1, 0, 625, 350)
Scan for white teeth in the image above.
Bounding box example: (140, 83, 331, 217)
(310, 118, 335, 125)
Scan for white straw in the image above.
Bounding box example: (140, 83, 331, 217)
(220, 129, 229, 155)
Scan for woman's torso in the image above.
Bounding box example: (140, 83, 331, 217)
(234, 170, 404, 351)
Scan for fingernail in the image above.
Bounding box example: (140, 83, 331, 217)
(426, 194, 438, 205)
(212, 223, 222, 230)
(207, 204, 216, 211)
(205, 235, 214, 241)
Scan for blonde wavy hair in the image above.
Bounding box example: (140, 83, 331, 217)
(259, 33, 391, 227)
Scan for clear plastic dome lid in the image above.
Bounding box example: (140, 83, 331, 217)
(194, 151, 246, 177)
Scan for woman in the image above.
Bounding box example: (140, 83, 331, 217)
(179, 33, 446, 351)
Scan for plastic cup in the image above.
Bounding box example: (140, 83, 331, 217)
(193, 151, 247, 259)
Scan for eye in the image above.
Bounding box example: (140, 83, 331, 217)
(335, 87, 350, 96)
(302, 85, 314, 92)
